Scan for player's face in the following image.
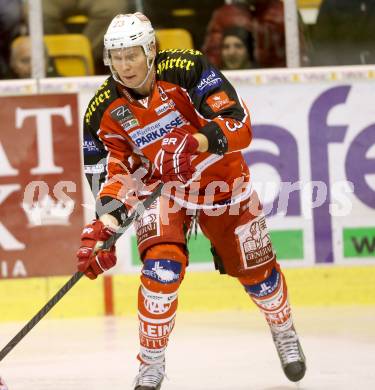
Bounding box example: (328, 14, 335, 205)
(221, 36, 250, 70)
(110, 46, 149, 88)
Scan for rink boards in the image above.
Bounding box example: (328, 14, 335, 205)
(0, 65, 374, 320)
(0, 266, 375, 321)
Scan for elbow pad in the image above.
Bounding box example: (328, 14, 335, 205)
(199, 122, 228, 155)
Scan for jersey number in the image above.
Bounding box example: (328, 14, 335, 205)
(225, 120, 243, 132)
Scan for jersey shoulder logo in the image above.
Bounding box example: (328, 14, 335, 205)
(206, 91, 235, 112)
(195, 68, 223, 96)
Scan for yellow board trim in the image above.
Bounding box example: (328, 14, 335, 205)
(297, 0, 322, 8)
(0, 266, 374, 322)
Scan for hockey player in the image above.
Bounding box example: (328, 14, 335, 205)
(77, 12, 306, 390)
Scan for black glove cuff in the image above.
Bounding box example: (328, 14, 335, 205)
(199, 122, 228, 155)
(95, 196, 128, 226)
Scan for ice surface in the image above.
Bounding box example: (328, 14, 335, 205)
(0, 307, 374, 390)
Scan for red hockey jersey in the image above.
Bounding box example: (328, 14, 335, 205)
(83, 49, 252, 209)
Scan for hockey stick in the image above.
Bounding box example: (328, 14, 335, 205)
(0, 182, 163, 362)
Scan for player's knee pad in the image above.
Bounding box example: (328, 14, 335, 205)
(238, 265, 288, 311)
(238, 259, 279, 285)
(241, 267, 287, 302)
(141, 243, 187, 294)
(138, 244, 186, 329)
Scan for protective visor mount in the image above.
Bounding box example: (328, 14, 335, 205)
(103, 13, 156, 88)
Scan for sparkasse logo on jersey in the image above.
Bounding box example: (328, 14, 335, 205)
(196, 68, 223, 96)
(129, 111, 189, 149)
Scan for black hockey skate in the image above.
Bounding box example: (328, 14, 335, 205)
(134, 361, 165, 390)
(272, 327, 306, 382)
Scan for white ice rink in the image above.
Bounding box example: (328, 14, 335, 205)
(0, 307, 374, 390)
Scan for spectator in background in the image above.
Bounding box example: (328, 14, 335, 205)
(203, 1, 254, 67)
(42, 0, 131, 74)
(7, 36, 60, 79)
(142, 0, 223, 51)
(0, 0, 25, 78)
(202, 0, 310, 68)
(221, 27, 257, 70)
(312, 0, 375, 65)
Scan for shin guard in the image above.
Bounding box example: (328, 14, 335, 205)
(241, 267, 293, 333)
(137, 244, 186, 364)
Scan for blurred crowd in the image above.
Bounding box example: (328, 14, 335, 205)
(1, 0, 374, 80)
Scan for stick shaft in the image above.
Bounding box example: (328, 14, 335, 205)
(101, 183, 163, 249)
(0, 271, 84, 361)
(0, 182, 163, 362)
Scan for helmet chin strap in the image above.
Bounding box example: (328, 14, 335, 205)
(112, 56, 155, 91)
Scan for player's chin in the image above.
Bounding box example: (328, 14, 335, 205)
(120, 75, 139, 87)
